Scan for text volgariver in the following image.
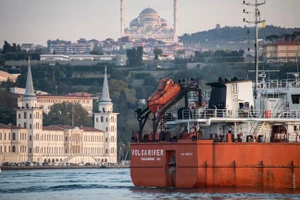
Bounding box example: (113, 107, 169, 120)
(131, 149, 164, 156)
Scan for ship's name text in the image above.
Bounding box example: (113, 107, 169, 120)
(131, 149, 164, 156)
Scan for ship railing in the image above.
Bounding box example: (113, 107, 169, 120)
(176, 108, 300, 120)
(176, 108, 263, 119)
(277, 110, 300, 119)
(259, 79, 300, 89)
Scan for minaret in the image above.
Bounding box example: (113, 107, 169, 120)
(94, 67, 118, 164)
(17, 58, 43, 162)
(173, 0, 178, 42)
(120, 0, 125, 37)
(22, 58, 37, 108)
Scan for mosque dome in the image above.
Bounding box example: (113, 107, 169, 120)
(130, 18, 138, 27)
(140, 8, 158, 15)
(142, 17, 156, 22)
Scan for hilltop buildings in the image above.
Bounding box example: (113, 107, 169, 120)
(264, 37, 300, 63)
(0, 61, 118, 165)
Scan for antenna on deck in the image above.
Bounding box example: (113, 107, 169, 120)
(243, 0, 266, 99)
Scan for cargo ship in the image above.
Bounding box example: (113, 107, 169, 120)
(130, 2, 300, 189)
(131, 75, 300, 189)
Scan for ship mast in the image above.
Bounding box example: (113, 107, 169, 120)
(243, 0, 265, 99)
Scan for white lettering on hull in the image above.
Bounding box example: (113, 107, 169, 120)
(131, 149, 164, 156)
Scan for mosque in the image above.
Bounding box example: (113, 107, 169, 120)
(120, 0, 178, 43)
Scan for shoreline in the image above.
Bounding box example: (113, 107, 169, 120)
(0, 165, 130, 170)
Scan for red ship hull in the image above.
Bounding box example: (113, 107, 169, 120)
(130, 140, 300, 189)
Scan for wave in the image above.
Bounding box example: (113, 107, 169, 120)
(0, 184, 134, 194)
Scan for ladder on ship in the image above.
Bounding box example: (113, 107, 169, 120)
(249, 121, 265, 137)
(232, 83, 239, 117)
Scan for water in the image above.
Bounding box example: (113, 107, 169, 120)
(0, 168, 300, 200)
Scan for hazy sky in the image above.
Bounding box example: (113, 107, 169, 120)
(0, 0, 299, 45)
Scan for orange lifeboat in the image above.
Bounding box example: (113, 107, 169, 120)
(147, 78, 181, 114)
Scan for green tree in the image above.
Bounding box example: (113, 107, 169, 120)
(0, 89, 17, 125)
(154, 48, 163, 60)
(44, 102, 92, 127)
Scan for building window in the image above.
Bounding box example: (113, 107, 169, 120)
(30, 135, 32, 141)
(106, 118, 108, 122)
(30, 124, 32, 129)
(0, 133, 2, 140)
(29, 148, 32, 153)
(106, 149, 108, 154)
(30, 114, 32, 119)
(103, 107, 105, 112)
(101, 116, 103, 122)
(106, 127, 108, 132)
(106, 138, 108, 142)
(12, 146, 16, 152)
(292, 95, 300, 104)
(24, 122, 27, 128)
(18, 114, 21, 119)
(65, 137, 68, 141)
(24, 112, 27, 119)
(96, 118, 98, 122)
(12, 133, 16, 140)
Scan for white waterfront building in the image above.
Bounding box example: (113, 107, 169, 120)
(0, 61, 118, 165)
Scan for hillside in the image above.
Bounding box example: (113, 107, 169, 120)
(179, 25, 300, 43)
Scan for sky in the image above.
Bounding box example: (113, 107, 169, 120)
(0, 0, 299, 46)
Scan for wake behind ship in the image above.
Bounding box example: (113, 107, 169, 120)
(130, 76, 300, 189)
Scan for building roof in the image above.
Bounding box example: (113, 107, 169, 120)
(141, 8, 158, 14)
(142, 17, 156, 22)
(43, 124, 103, 132)
(23, 59, 37, 101)
(0, 70, 18, 82)
(80, 127, 103, 132)
(99, 67, 112, 105)
(0, 123, 26, 130)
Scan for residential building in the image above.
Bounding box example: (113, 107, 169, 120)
(263, 37, 300, 63)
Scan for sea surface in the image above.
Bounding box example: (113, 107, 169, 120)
(0, 168, 300, 200)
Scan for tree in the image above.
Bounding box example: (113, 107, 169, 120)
(177, 49, 185, 58)
(154, 48, 163, 60)
(0, 89, 17, 125)
(1, 41, 12, 53)
(44, 102, 92, 127)
(136, 46, 143, 65)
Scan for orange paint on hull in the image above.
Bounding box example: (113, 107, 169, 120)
(130, 140, 300, 189)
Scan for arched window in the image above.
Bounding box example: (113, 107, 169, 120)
(12, 146, 16, 152)
(12, 133, 16, 140)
